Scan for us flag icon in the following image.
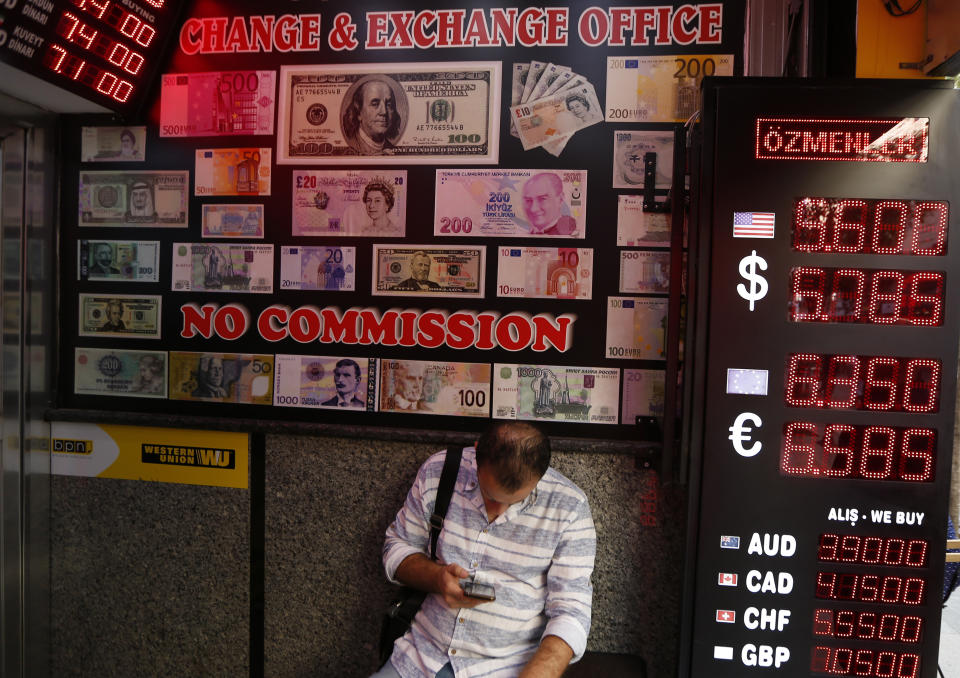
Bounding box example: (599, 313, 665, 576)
(733, 211, 775, 238)
(716, 609, 736, 623)
(718, 572, 738, 586)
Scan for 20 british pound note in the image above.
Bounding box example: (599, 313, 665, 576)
(492, 364, 620, 424)
(79, 171, 188, 227)
(292, 170, 407, 237)
(168, 351, 275, 404)
(74, 348, 167, 398)
(160, 70, 276, 137)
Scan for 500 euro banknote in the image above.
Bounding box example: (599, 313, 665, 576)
(160, 70, 275, 137)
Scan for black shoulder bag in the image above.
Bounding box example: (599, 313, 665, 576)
(378, 446, 463, 664)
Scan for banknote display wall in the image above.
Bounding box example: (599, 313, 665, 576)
(58, 0, 747, 440)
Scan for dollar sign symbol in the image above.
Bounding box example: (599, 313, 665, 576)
(737, 250, 768, 311)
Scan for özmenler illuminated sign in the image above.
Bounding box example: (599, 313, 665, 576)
(755, 118, 929, 163)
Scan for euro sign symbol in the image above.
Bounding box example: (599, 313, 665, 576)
(728, 412, 762, 457)
(737, 250, 768, 311)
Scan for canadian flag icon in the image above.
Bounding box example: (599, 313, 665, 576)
(718, 572, 738, 586)
(716, 609, 736, 623)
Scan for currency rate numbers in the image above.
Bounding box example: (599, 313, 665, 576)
(813, 609, 924, 643)
(810, 646, 920, 677)
(818, 534, 928, 568)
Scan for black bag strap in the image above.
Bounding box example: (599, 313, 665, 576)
(428, 446, 463, 560)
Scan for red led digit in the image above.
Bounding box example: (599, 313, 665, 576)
(818, 534, 839, 561)
(828, 269, 866, 321)
(790, 267, 826, 320)
(903, 359, 939, 412)
(112, 80, 133, 103)
(831, 648, 853, 673)
(75, 0, 109, 19)
(900, 617, 922, 642)
(782, 422, 819, 475)
(833, 199, 868, 252)
(44, 44, 68, 72)
(76, 19, 97, 49)
(135, 22, 156, 48)
(879, 575, 902, 603)
(883, 539, 905, 566)
(905, 540, 927, 567)
(786, 354, 825, 406)
(835, 610, 855, 636)
(142, 0, 164, 6)
(861, 574, 880, 601)
(911, 202, 948, 255)
(812, 647, 831, 673)
(876, 652, 896, 677)
(861, 537, 882, 563)
(898, 428, 936, 482)
(823, 424, 856, 477)
(825, 355, 859, 408)
(816, 571, 837, 598)
(878, 614, 898, 641)
(122, 51, 144, 76)
(838, 535, 860, 561)
(897, 654, 920, 678)
(793, 198, 828, 251)
(813, 609, 833, 635)
(857, 612, 877, 639)
(872, 201, 908, 254)
(903, 578, 925, 605)
(860, 427, 895, 479)
(837, 573, 858, 599)
(868, 270, 905, 324)
(907, 272, 944, 326)
(864, 358, 898, 410)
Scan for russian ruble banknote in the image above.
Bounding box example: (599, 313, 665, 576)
(160, 70, 275, 137)
(168, 351, 274, 404)
(378, 359, 490, 417)
(621, 369, 665, 426)
(617, 195, 671, 246)
(273, 355, 375, 410)
(81, 126, 146, 162)
(606, 54, 733, 123)
(280, 246, 355, 291)
(78, 240, 160, 282)
(492, 363, 620, 424)
(434, 169, 586, 238)
(372, 245, 484, 298)
(497, 247, 593, 300)
(79, 171, 188, 227)
(612, 130, 674, 189)
(171, 243, 274, 293)
(74, 347, 167, 398)
(511, 82, 603, 151)
(620, 250, 670, 293)
(201, 204, 265, 238)
(606, 297, 667, 360)
(195, 148, 271, 196)
(277, 62, 501, 164)
(78, 294, 161, 338)
(292, 170, 407, 237)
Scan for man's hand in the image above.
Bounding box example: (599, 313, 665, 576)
(518, 635, 574, 678)
(394, 554, 490, 609)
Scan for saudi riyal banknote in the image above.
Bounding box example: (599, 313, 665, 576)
(78, 240, 159, 282)
(493, 364, 620, 424)
(81, 126, 146, 162)
(434, 169, 586, 238)
(620, 250, 670, 293)
(160, 70, 275, 137)
(168, 351, 274, 404)
(201, 204, 265, 238)
(605, 55, 733, 122)
(195, 148, 271, 196)
(622, 369, 665, 426)
(372, 245, 484, 298)
(497, 247, 593, 300)
(277, 62, 501, 164)
(79, 171, 188, 227)
(280, 246, 355, 291)
(74, 348, 167, 398)
(274, 355, 375, 410)
(612, 130, 674, 189)
(606, 297, 667, 360)
(171, 243, 274, 293)
(511, 83, 603, 151)
(292, 170, 406, 237)
(378, 360, 490, 417)
(78, 294, 161, 338)
(617, 195, 671, 246)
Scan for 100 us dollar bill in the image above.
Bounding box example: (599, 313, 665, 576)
(74, 348, 167, 398)
(378, 360, 490, 417)
(273, 355, 376, 410)
(492, 363, 620, 424)
(79, 171, 188, 227)
(168, 351, 274, 404)
(78, 294, 161, 338)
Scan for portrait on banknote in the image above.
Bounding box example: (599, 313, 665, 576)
(81, 126, 146, 162)
(168, 352, 274, 405)
(89, 242, 121, 276)
(79, 171, 188, 228)
(372, 245, 484, 298)
(78, 294, 161, 339)
(378, 360, 490, 417)
(292, 171, 406, 237)
(273, 355, 375, 410)
(131, 355, 166, 396)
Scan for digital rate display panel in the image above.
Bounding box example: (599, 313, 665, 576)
(680, 80, 959, 678)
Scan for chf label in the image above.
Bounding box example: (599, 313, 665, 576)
(729, 412, 762, 457)
(737, 250, 768, 311)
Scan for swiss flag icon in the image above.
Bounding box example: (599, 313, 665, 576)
(716, 609, 736, 623)
(718, 572, 738, 586)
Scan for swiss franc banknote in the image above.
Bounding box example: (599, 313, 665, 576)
(79, 171, 188, 227)
(372, 245, 484, 298)
(492, 364, 620, 424)
(81, 126, 146, 162)
(168, 351, 274, 404)
(280, 246, 356, 291)
(292, 170, 407, 237)
(497, 247, 593, 300)
(78, 240, 159, 282)
(278, 62, 501, 164)
(273, 355, 375, 410)
(160, 70, 275, 137)
(606, 55, 733, 122)
(617, 195, 671, 246)
(612, 130, 674, 189)
(74, 348, 167, 398)
(606, 297, 667, 360)
(620, 251, 670, 293)
(195, 148, 271, 196)
(201, 204, 264, 238)
(172, 243, 274, 293)
(378, 360, 490, 417)
(511, 83, 603, 151)
(78, 294, 161, 338)
(434, 169, 586, 238)
(622, 369, 665, 425)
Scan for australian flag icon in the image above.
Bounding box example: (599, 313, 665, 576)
(720, 535, 740, 549)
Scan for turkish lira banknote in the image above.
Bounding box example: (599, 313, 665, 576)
(168, 351, 274, 404)
(617, 195, 671, 246)
(277, 62, 501, 164)
(160, 70, 275, 137)
(292, 170, 407, 237)
(81, 126, 146, 162)
(280, 246, 355, 291)
(79, 171, 188, 227)
(78, 294, 161, 338)
(497, 247, 593, 300)
(606, 297, 667, 360)
(171, 243, 274, 293)
(620, 250, 670, 293)
(622, 369, 666, 426)
(612, 130, 674, 189)
(273, 355, 375, 410)
(74, 348, 167, 398)
(372, 245, 484, 298)
(378, 360, 490, 417)
(201, 204, 265, 238)
(511, 82, 603, 151)
(78, 240, 160, 282)
(195, 148, 271, 196)
(492, 364, 620, 424)
(434, 169, 587, 238)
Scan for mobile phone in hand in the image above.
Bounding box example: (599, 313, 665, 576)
(461, 581, 496, 601)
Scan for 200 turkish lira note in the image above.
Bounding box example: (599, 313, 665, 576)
(617, 195, 671, 246)
(195, 148, 271, 196)
(378, 360, 490, 417)
(292, 170, 407, 237)
(497, 247, 593, 300)
(612, 130, 674, 189)
(372, 245, 484, 298)
(492, 364, 620, 424)
(620, 250, 670, 293)
(168, 351, 274, 404)
(201, 204, 265, 238)
(160, 70, 275, 137)
(273, 355, 375, 410)
(81, 126, 146, 162)
(78, 294, 161, 338)
(434, 169, 587, 238)
(606, 297, 667, 360)
(79, 171, 188, 227)
(78, 240, 159, 282)
(171, 243, 274, 293)
(74, 348, 167, 398)
(606, 55, 733, 122)
(622, 369, 665, 425)
(278, 61, 501, 164)
(511, 83, 603, 151)
(280, 246, 356, 291)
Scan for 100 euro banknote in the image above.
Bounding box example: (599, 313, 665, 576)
(172, 243, 274, 293)
(168, 351, 274, 404)
(280, 246, 355, 291)
(201, 204, 265, 238)
(78, 240, 159, 282)
(493, 363, 620, 424)
(378, 360, 490, 417)
(81, 126, 146, 162)
(497, 247, 593, 300)
(160, 71, 275, 137)
(292, 170, 407, 236)
(273, 355, 375, 410)
(74, 348, 167, 398)
(78, 294, 161, 338)
(372, 245, 484, 298)
(606, 297, 667, 360)
(79, 171, 188, 227)
(195, 148, 271, 196)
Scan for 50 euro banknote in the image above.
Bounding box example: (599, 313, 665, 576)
(77, 240, 159, 282)
(510, 83, 603, 151)
(74, 348, 167, 398)
(280, 246, 355, 291)
(492, 364, 620, 424)
(160, 70, 275, 137)
(168, 351, 274, 404)
(172, 243, 274, 293)
(195, 148, 271, 196)
(292, 170, 407, 237)
(497, 247, 593, 300)
(378, 360, 491, 417)
(372, 245, 484, 298)
(78, 294, 161, 338)
(79, 171, 188, 227)
(273, 355, 375, 410)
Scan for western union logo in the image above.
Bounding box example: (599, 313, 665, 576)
(52, 438, 93, 455)
(141, 444, 235, 469)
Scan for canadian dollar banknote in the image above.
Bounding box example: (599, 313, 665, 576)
(617, 195, 671, 246)
(195, 148, 271, 196)
(606, 297, 667, 359)
(78, 294, 161, 338)
(292, 170, 407, 236)
(74, 348, 167, 398)
(273, 355, 375, 410)
(497, 247, 593, 300)
(492, 364, 620, 424)
(160, 70, 276, 137)
(78, 240, 159, 282)
(280, 246, 355, 291)
(612, 130, 674, 189)
(378, 360, 491, 417)
(510, 83, 603, 151)
(80, 126, 146, 162)
(201, 204, 265, 238)
(619, 250, 671, 293)
(171, 243, 274, 293)
(79, 171, 188, 227)
(372, 245, 484, 298)
(168, 351, 274, 404)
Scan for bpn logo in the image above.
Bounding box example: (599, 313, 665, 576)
(52, 439, 93, 455)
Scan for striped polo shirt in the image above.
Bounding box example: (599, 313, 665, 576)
(383, 447, 596, 678)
